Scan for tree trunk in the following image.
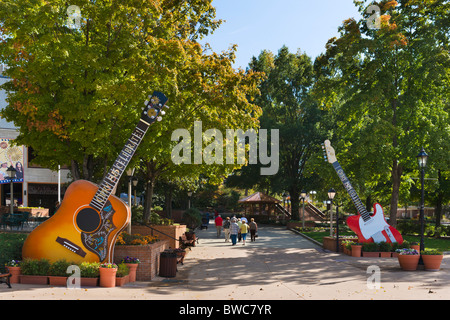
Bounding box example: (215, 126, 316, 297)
(71, 160, 81, 181)
(143, 178, 155, 224)
(389, 159, 403, 227)
(289, 188, 300, 221)
(165, 187, 173, 219)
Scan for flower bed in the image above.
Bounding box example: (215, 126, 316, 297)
(131, 224, 186, 249)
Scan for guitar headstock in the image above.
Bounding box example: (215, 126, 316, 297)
(142, 91, 169, 124)
(322, 140, 337, 164)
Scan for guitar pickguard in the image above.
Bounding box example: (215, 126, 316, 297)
(80, 201, 117, 262)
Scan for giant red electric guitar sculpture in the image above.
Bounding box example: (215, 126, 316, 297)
(323, 140, 403, 244)
(22, 92, 168, 263)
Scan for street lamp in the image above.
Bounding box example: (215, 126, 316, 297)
(328, 188, 336, 237)
(300, 190, 307, 229)
(126, 167, 135, 233)
(187, 191, 193, 209)
(132, 177, 138, 206)
(6, 165, 16, 215)
(417, 148, 428, 257)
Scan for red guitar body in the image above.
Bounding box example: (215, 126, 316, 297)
(346, 203, 403, 244)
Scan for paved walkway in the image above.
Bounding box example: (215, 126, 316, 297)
(1, 222, 449, 300)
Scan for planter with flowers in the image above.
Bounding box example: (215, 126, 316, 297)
(114, 232, 168, 281)
(115, 263, 130, 286)
(121, 256, 140, 282)
(99, 263, 118, 287)
(421, 249, 444, 271)
(20, 258, 50, 285)
(48, 259, 72, 286)
(396, 248, 420, 271)
(79, 262, 100, 287)
(5, 260, 21, 284)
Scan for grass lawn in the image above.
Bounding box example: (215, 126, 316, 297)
(300, 230, 450, 252)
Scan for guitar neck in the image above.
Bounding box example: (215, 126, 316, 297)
(332, 161, 371, 222)
(90, 120, 150, 211)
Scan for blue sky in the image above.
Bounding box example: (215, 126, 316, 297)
(200, 0, 363, 69)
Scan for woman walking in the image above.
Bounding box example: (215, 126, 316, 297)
(230, 218, 239, 246)
(249, 218, 258, 242)
(240, 220, 249, 245)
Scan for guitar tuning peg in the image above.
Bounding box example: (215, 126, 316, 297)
(144, 100, 149, 106)
(160, 111, 166, 116)
(164, 105, 169, 109)
(156, 116, 162, 122)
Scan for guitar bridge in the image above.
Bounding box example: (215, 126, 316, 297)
(56, 236, 87, 258)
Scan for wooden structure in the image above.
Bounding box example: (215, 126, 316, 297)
(238, 192, 281, 219)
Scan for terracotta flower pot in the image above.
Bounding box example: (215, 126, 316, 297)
(116, 275, 129, 286)
(125, 263, 138, 282)
(20, 275, 49, 285)
(48, 276, 68, 286)
(380, 252, 392, 258)
(6, 266, 21, 284)
(422, 255, 443, 271)
(362, 252, 380, 258)
(99, 267, 117, 287)
(351, 245, 362, 257)
(411, 245, 420, 252)
(398, 254, 420, 271)
(80, 277, 98, 287)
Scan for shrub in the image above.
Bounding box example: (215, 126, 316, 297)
(378, 241, 392, 252)
(0, 233, 27, 273)
(362, 242, 379, 252)
(79, 262, 100, 278)
(116, 232, 159, 245)
(182, 207, 202, 230)
(48, 259, 73, 277)
(116, 263, 130, 277)
(21, 258, 51, 276)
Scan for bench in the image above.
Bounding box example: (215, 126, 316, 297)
(0, 273, 11, 288)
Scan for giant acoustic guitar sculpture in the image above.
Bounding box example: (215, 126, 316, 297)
(22, 92, 168, 263)
(322, 140, 403, 244)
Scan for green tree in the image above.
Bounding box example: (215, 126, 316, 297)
(314, 0, 450, 226)
(243, 47, 327, 221)
(0, 0, 262, 224)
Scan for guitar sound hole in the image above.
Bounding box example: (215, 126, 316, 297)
(76, 208, 101, 233)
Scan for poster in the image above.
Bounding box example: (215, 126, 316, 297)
(0, 138, 24, 184)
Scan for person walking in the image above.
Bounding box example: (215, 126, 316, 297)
(223, 217, 231, 242)
(215, 214, 223, 238)
(240, 220, 249, 245)
(237, 218, 242, 242)
(230, 218, 239, 246)
(249, 218, 258, 242)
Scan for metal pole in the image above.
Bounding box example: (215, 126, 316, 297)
(336, 204, 339, 253)
(302, 198, 305, 229)
(10, 179, 14, 215)
(127, 178, 132, 234)
(58, 165, 61, 203)
(420, 168, 425, 252)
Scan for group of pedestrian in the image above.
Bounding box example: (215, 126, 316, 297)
(215, 214, 258, 246)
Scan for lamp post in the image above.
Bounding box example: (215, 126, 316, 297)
(417, 148, 428, 258)
(300, 190, 307, 229)
(187, 191, 193, 209)
(126, 167, 135, 233)
(328, 189, 336, 238)
(6, 165, 16, 215)
(132, 177, 138, 206)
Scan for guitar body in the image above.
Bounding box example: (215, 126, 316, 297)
(22, 180, 130, 264)
(346, 203, 403, 244)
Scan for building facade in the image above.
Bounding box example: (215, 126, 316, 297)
(0, 70, 72, 215)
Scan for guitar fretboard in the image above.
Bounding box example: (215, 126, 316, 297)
(90, 120, 149, 212)
(332, 161, 371, 222)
